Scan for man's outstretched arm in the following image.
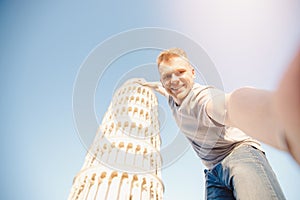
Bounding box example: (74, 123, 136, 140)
(206, 88, 286, 150)
(207, 49, 300, 164)
(228, 88, 285, 150)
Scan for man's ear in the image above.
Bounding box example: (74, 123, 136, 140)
(160, 79, 164, 87)
(192, 68, 196, 78)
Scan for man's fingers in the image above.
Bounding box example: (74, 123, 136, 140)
(133, 79, 146, 85)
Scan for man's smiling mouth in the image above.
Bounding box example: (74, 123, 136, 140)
(171, 85, 185, 94)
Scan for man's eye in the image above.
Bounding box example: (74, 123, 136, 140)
(164, 75, 171, 79)
(178, 70, 185, 74)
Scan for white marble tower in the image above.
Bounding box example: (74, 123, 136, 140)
(68, 78, 164, 200)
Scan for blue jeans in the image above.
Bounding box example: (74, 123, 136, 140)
(204, 144, 286, 200)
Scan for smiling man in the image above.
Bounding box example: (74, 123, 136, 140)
(157, 51, 195, 105)
(135, 48, 286, 200)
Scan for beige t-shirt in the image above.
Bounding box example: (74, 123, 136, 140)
(168, 83, 262, 169)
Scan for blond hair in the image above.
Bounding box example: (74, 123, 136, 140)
(157, 48, 189, 67)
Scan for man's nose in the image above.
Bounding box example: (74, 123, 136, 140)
(171, 74, 180, 83)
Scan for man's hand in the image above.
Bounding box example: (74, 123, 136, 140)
(274, 48, 300, 164)
(133, 78, 151, 86)
(134, 79, 168, 96)
(133, 79, 159, 89)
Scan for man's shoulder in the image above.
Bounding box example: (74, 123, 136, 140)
(190, 83, 215, 98)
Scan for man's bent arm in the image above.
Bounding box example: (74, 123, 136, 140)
(134, 79, 168, 97)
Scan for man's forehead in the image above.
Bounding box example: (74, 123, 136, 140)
(159, 57, 193, 70)
(161, 56, 187, 64)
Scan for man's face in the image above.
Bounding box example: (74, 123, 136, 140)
(158, 56, 195, 105)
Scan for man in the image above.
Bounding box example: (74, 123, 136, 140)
(135, 48, 286, 199)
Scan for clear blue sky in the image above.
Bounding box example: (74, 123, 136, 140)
(1, 1, 300, 200)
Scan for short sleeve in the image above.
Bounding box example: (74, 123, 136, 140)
(194, 86, 226, 127)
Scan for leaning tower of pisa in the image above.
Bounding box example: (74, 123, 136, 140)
(68, 78, 164, 200)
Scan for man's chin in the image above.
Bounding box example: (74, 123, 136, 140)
(174, 93, 187, 102)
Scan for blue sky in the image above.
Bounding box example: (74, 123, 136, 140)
(1, 1, 300, 199)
